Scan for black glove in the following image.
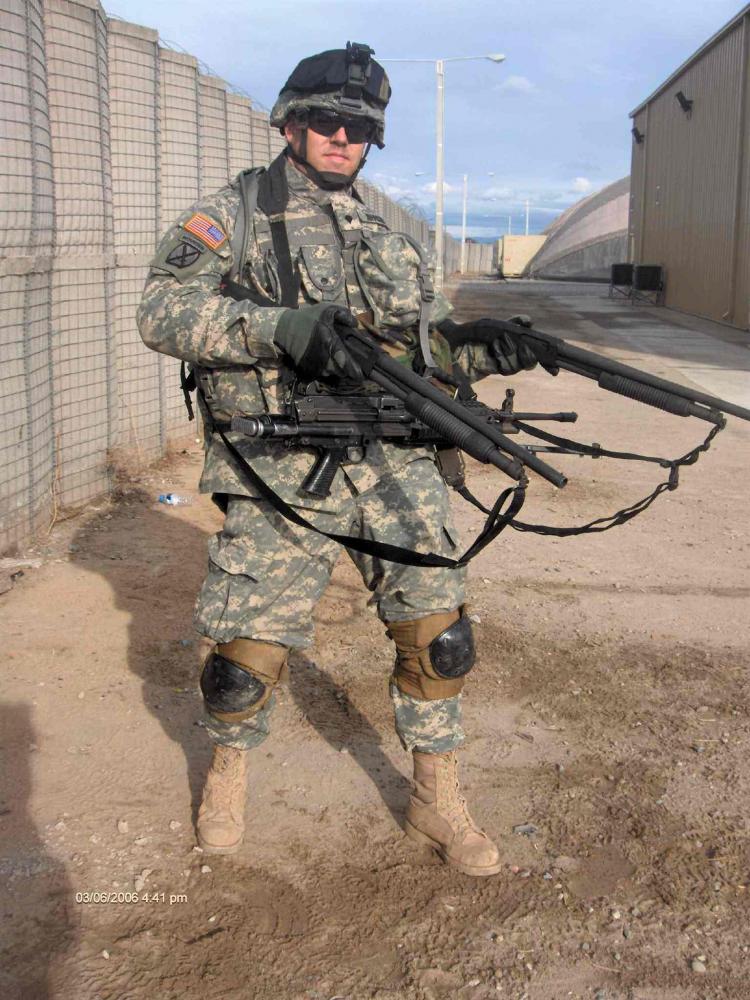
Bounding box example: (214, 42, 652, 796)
(438, 316, 538, 376)
(273, 303, 363, 383)
(503, 316, 559, 374)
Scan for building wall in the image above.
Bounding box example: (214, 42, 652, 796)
(0, 0, 430, 554)
(498, 235, 547, 277)
(630, 8, 750, 328)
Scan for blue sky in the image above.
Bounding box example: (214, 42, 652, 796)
(107, 0, 743, 236)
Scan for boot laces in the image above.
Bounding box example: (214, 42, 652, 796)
(451, 777, 479, 837)
(209, 750, 244, 811)
(441, 757, 481, 838)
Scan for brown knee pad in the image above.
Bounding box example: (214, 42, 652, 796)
(386, 608, 476, 701)
(200, 638, 288, 723)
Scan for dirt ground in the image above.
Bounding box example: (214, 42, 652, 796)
(2, 279, 749, 1000)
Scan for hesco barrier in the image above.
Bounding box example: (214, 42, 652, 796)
(437, 235, 497, 276)
(0, 0, 432, 554)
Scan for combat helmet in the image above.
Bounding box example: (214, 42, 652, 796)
(270, 42, 391, 188)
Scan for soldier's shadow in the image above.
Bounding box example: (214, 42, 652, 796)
(70, 485, 212, 820)
(0, 703, 76, 998)
(288, 654, 409, 827)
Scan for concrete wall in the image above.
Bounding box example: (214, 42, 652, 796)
(437, 234, 496, 276)
(527, 177, 630, 281)
(0, 0, 431, 553)
(531, 234, 629, 281)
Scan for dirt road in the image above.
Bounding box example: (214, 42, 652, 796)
(2, 280, 749, 1000)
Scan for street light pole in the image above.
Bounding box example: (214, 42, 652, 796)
(435, 58, 446, 288)
(460, 173, 468, 274)
(381, 53, 505, 291)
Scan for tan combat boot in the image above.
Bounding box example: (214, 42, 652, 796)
(196, 744, 248, 854)
(405, 750, 503, 876)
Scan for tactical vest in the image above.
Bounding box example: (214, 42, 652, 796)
(221, 154, 441, 370)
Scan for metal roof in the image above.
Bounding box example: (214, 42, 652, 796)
(629, 3, 750, 117)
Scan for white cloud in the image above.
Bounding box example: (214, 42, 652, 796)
(571, 176, 593, 193)
(365, 173, 430, 204)
(477, 185, 513, 202)
(379, 182, 413, 198)
(496, 75, 536, 95)
(421, 180, 461, 195)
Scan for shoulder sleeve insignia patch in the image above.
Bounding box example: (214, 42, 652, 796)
(166, 240, 203, 269)
(183, 213, 228, 250)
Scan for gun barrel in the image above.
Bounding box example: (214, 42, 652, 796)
(508, 411, 578, 423)
(231, 415, 299, 438)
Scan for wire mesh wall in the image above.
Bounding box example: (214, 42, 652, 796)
(0, 0, 439, 554)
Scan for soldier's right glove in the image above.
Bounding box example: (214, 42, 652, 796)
(273, 303, 364, 383)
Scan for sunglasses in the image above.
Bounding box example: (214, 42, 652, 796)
(306, 109, 376, 144)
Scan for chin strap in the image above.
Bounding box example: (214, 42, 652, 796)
(286, 132, 372, 191)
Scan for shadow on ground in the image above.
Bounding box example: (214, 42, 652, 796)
(0, 703, 77, 998)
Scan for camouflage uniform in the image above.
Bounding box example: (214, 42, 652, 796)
(138, 155, 500, 755)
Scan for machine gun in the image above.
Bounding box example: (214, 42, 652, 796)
(231, 388, 578, 498)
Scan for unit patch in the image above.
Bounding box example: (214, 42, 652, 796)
(183, 213, 228, 250)
(166, 240, 203, 269)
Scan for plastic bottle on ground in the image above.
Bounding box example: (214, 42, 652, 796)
(158, 493, 193, 506)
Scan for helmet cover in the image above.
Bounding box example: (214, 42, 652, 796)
(270, 42, 390, 148)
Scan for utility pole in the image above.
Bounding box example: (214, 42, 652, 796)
(382, 54, 505, 289)
(435, 59, 445, 288)
(460, 173, 468, 274)
(525, 199, 530, 236)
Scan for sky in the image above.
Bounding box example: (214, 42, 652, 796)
(107, 0, 744, 238)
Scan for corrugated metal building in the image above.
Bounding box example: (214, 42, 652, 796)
(629, 5, 750, 329)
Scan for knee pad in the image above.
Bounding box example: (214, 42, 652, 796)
(387, 608, 475, 701)
(200, 638, 288, 723)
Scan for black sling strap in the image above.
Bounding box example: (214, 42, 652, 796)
(215, 423, 526, 568)
(222, 153, 302, 307)
(257, 153, 301, 307)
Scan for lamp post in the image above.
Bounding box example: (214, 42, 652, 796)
(382, 53, 505, 289)
(460, 173, 468, 274)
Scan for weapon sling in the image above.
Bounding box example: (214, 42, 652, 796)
(448, 416, 724, 536)
(214, 421, 526, 568)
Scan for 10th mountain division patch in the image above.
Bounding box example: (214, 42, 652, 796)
(166, 240, 203, 268)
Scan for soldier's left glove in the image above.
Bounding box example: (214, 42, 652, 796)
(437, 316, 538, 376)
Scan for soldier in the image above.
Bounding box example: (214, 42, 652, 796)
(137, 43, 536, 876)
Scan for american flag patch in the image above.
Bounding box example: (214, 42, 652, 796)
(183, 213, 227, 250)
